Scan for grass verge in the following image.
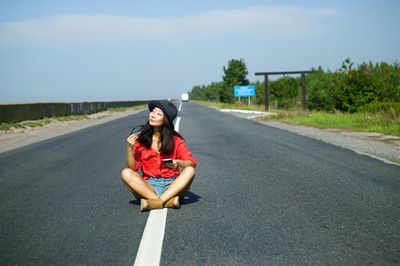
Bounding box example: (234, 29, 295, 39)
(194, 100, 400, 137)
(257, 110, 400, 137)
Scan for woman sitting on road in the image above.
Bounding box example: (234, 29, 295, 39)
(121, 100, 197, 211)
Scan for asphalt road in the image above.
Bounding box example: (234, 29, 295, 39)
(1, 102, 399, 265)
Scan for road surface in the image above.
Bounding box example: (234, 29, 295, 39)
(1, 102, 399, 265)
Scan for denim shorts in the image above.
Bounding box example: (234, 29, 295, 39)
(146, 177, 175, 196)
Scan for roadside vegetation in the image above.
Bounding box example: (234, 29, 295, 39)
(190, 58, 400, 137)
(108, 104, 147, 113)
(0, 105, 147, 132)
(0, 115, 89, 131)
(194, 101, 400, 136)
(258, 108, 400, 137)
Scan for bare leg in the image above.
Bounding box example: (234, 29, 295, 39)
(178, 173, 195, 197)
(121, 179, 141, 199)
(159, 166, 195, 204)
(121, 168, 158, 199)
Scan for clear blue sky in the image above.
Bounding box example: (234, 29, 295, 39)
(0, 0, 399, 103)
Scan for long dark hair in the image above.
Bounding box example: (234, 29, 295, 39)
(137, 116, 182, 155)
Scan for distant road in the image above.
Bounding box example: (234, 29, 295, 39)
(1, 102, 399, 265)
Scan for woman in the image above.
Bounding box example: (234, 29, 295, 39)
(121, 100, 197, 211)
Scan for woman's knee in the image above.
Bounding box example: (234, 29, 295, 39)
(121, 168, 136, 181)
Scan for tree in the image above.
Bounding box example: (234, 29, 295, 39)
(190, 58, 400, 111)
(341, 57, 354, 72)
(221, 59, 249, 103)
(306, 67, 337, 111)
(253, 80, 265, 105)
(189, 85, 205, 100)
(335, 69, 378, 112)
(270, 76, 299, 109)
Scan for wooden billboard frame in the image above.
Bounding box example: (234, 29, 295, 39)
(255, 70, 313, 111)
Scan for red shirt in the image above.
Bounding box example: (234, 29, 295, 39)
(133, 135, 197, 180)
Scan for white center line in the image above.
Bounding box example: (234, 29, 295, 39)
(175, 116, 181, 132)
(178, 101, 182, 112)
(134, 110, 182, 266)
(134, 209, 167, 266)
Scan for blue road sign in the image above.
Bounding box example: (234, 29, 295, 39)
(234, 85, 255, 97)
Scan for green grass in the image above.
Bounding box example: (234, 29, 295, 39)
(194, 100, 400, 136)
(259, 110, 400, 136)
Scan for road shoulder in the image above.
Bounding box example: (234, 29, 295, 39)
(217, 107, 400, 166)
(0, 108, 145, 154)
(257, 120, 400, 166)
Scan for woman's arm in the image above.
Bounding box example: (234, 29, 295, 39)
(126, 134, 139, 170)
(170, 139, 197, 169)
(165, 159, 194, 169)
(177, 159, 194, 168)
(126, 145, 135, 170)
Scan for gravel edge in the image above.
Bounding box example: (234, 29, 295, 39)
(255, 120, 400, 166)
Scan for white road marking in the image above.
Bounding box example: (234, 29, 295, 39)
(175, 116, 181, 132)
(134, 115, 182, 266)
(134, 209, 167, 266)
(178, 101, 182, 112)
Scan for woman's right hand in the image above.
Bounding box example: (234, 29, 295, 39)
(127, 133, 139, 148)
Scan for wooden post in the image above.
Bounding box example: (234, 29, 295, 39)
(301, 73, 306, 110)
(255, 70, 313, 111)
(264, 75, 269, 111)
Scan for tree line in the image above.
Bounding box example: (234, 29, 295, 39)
(189, 58, 400, 113)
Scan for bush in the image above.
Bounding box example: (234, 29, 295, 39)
(306, 67, 338, 112)
(359, 61, 400, 102)
(253, 81, 265, 105)
(358, 101, 400, 113)
(305, 60, 400, 113)
(190, 59, 400, 113)
(270, 76, 299, 109)
(335, 69, 378, 112)
(358, 102, 400, 120)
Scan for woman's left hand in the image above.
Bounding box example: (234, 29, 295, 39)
(165, 160, 179, 169)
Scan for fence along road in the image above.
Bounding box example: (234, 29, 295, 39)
(0, 102, 399, 265)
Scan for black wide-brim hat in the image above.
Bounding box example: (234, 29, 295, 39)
(148, 100, 178, 125)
